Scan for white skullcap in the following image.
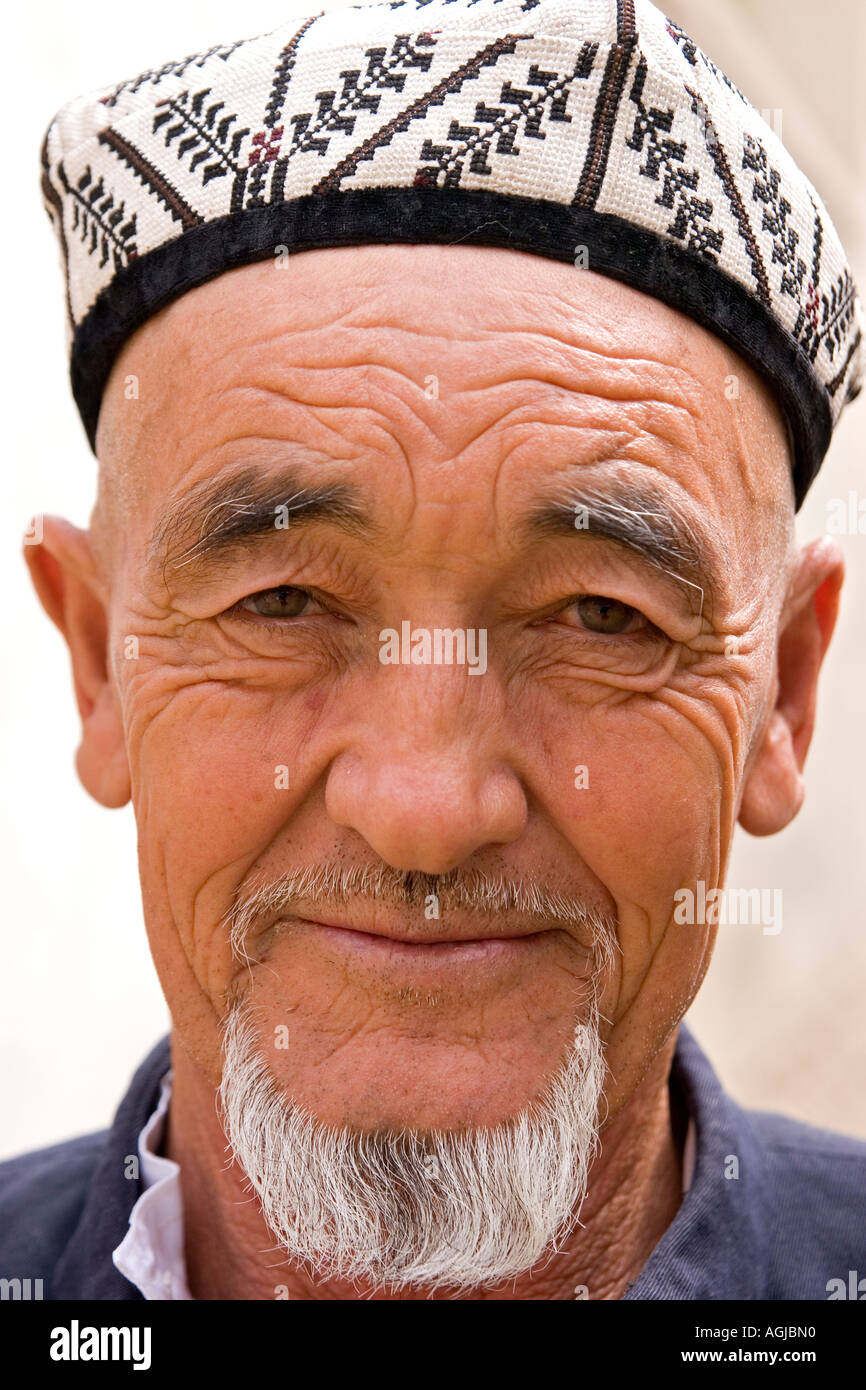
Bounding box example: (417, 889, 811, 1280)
(41, 0, 863, 505)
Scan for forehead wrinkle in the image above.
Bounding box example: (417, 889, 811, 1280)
(103, 249, 788, 590)
(552, 358, 784, 542)
(117, 260, 716, 469)
(440, 384, 705, 523)
(487, 387, 702, 522)
(150, 270, 716, 405)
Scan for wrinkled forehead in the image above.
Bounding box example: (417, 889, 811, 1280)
(95, 244, 794, 554)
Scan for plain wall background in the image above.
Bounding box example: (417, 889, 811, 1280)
(2, 0, 864, 1158)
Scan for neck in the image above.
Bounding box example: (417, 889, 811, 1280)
(166, 1031, 683, 1301)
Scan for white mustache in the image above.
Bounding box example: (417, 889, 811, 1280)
(224, 862, 619, 975)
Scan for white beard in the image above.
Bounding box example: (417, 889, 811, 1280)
(217, 999, 607, 1293)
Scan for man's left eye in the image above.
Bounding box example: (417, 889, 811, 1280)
(237, 585, 321, 620)
(558, 594, 649, 636)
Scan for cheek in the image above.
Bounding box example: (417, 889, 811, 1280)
(130, 676, 319, 999)
(531, 686, 730, 1020)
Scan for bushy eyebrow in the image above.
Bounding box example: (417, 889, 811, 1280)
(524, 479, 720, 617)
(148, 464, 375, 581)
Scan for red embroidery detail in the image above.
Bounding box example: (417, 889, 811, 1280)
(248, 125, 284, 165)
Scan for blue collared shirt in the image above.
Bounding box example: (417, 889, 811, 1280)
(1, 1025, 863, 1299)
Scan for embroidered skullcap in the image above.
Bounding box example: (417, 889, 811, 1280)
(41, 0, 862, 507)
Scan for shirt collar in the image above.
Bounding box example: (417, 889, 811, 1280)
(623, 1025, 772, 1299)
(52, 1034, 172, 1299)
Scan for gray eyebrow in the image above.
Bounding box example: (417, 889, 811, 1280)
(149, 465, 374, 579)
(525, 480, 720, 617)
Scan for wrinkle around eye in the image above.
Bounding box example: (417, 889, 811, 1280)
(155, 527, 379, 617)
(504, 549, 709, 645)
(513, 635, 683, 694)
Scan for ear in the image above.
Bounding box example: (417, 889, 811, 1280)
(738, 536, 843, 836)
(24, 515, 131, 808)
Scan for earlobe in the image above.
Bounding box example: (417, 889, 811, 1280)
(23, 516, 131, 809)
(738, 710, 804, 836)
(75, 683, 131, 807)
(738, 537, 843, 838)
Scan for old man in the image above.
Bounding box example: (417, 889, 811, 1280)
(2, 0, 864, 1300)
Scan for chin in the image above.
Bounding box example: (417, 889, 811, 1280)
(217, 997, 608, 1292)
(253, 1010, 588, 1130)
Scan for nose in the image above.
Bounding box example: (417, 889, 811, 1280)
(324, 673, 527, 875)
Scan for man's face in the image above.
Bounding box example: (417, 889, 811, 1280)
(90, 243, 794, 1132)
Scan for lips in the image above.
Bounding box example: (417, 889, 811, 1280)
(293, 916, 556, 965)
(300, 915, 548, 946)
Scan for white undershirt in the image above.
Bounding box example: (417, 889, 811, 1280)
(112, 1071, 192, 1300)
(112, 1069, 697, 1300)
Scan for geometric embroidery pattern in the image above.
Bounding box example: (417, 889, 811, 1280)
(415, 48, 596, 189)
(627, 56, 723, 261)
(57, 162, 138, 271)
